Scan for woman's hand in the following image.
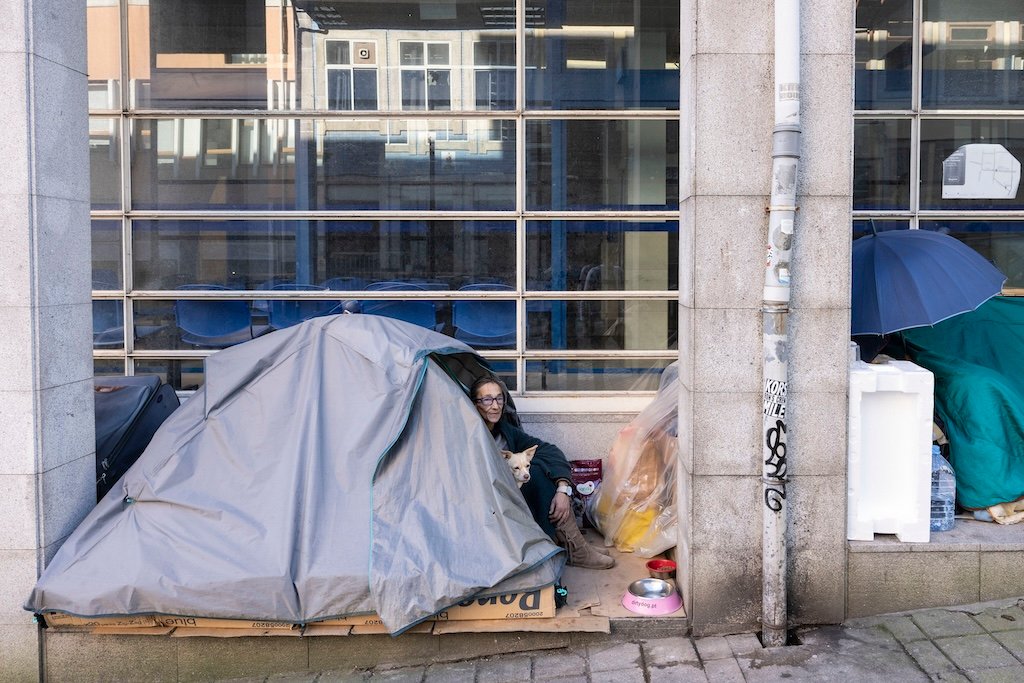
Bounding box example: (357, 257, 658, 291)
(548, 491, 573, 526)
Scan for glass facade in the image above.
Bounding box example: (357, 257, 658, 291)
(855, 0, 1024, 294)
(88, 0, 680, 394)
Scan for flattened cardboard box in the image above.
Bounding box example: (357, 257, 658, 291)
(315, 585, 555, 627)
(153, 616, 296, 630)
(41, 586, 554, 633)
(42, 612, 298, 630)
(42, 613, 159, 629)
(441, 585, 555, 621)
(170, 627, 302, 638)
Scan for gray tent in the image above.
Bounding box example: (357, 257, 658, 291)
(26, 314, 564, 634)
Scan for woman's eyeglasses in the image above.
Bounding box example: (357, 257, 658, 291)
(474, 395, 505, 407)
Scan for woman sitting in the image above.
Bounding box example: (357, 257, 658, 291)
(470, 376, 614, 569)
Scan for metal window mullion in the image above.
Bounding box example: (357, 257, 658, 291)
(514, 0, 525, 391)
(910, 0, 921, 227)
(524, 350, 677, 359)
(517, 392, 660, 402)
(119, 111, 134, 365)
(123, 210, 522, 220)
(515, 177, 525, 389)
(117, 356, 679, 366)
(124, 108, 678, 120)
(129, 289, 678, 301)
(917, 211, 1024, 219)
(915, 110, 1024, 119)
(121, 212, 135, 357)
(525, 291, 677, 300)
(853, 110, 917, 118)
(128, 350, 214, 360)
(92, 349, 127, 358)
(128, 109, 537, 120)
(131, 290, 527, 300)
(469, 350, 678, 363)
(912, 0, 922, 115)
(118, 209, 679, 220)
(522, 210, 678, 219)
(120, 349, 675, 361)
(909, 115, 920, 219)
(516, 0, 524, 114)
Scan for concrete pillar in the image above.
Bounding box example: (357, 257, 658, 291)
(0, 2, 94, 679)
(678, 0, 854, 635)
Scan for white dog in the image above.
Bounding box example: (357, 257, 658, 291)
(501, 445, 538, 488)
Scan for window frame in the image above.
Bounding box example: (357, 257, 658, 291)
(854, 0, 1024, 299)
(398, 40, 453, 111)
(324, 38, 380, 111)
(88, 0, 682, 406)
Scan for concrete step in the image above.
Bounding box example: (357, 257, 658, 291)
(848, 517, 1024, 618)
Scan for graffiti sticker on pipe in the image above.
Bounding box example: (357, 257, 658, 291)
(763, 379, 787, 419)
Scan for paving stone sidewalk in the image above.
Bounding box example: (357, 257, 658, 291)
(222, 598, 1024, 683)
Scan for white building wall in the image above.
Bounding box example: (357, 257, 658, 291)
(678, 0, 854, 635)
(0, 2, 94, 679)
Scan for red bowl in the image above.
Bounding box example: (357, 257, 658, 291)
(645, 559, 677, 580)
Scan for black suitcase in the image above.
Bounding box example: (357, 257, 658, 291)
(94, 375, 180, 500)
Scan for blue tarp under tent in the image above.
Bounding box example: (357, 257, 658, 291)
(25, 314, 563, 635)
(903, 296, 1024, 511)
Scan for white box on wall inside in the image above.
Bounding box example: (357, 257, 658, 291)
(847, 360, 934, 543)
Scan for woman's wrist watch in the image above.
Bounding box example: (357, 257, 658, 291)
(556, 483, 573, 497)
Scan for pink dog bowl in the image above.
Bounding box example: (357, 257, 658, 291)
(621, 578, 682, 616)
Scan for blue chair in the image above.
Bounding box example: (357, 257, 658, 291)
(267, 283, 335, 330)
(322, 276, 367, 291)
(93, 300, 124, 348)
(453, 283, 516, 348)
(403, 279, 450, 290)
(252, 278, 294, 316)
(365, 280, 428, 291)
(175, 285, 256, 348)
(361, 281, 442, 331)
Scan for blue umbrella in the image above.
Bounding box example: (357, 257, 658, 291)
(852, 228, 1006, 336)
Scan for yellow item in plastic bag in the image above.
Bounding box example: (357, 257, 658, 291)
(586, 364, 678, 557)
(615, 509, 657, 551)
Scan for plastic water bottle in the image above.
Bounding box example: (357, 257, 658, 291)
(930, 445, 956, 532)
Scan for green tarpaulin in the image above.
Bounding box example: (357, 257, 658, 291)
(903, 296, 1024, 509)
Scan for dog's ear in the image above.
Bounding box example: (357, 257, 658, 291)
(501, 449, 514, 460)
(524, 445, 539, 460)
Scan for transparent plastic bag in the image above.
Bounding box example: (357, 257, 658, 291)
(586, 362, 678, 557)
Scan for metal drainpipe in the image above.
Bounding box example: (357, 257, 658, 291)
(761, 0, 801, 649)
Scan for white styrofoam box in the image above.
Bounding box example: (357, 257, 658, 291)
(847, 360, 934, 543)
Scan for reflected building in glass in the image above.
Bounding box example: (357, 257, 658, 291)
(88, 0, 681, 393)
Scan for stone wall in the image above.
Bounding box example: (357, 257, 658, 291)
(677, 0, 854, 635)
(0, 2, 94, 681)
